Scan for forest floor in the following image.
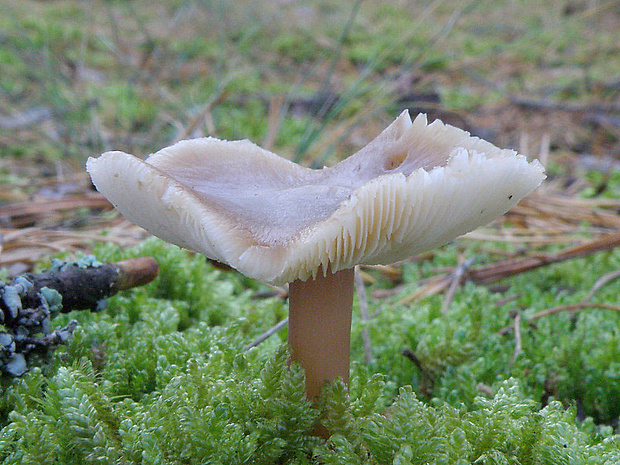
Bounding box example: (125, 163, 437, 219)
(1, 0, 619, 274)
(0, 0, 620, 455)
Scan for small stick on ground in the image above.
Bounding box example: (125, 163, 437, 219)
(354, 266, 373, 365)
(510, 310, 522, 362)
(114, 257, 160, 291)
(492, 293, 523, 307)
(401, 348, 423, 371)
(498, 302, 620, 335)
(244, 318, 289, 351)
(401, 231, 620, 305)
(0, 256, 159, 376)
(14, 257, 159, 313)
(440, 256, 474, 315)
(468, 231, 620, 285)
(585, 269, 620, 301)
(401, 348, 433, 397)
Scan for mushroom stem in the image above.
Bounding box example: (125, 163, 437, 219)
(288, 268, 355, 400)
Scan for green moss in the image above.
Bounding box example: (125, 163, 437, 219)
(274, 32, 326, 64)
(0, 237, 618, 462)
(94, 84, 158, 133)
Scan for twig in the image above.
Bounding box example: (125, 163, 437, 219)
(510, 96, 620, 114)
(262, 95, 285, 151)
(498, 302, 620, 335)
(354, 266, 373, 364)
(12, 257, 159, 313)
(511, 311, 522, 362)
(400, 231, 620, 305)
(0, 195, 113, 228)
(0, 226, 148, 271)
(177, 89, 229, 141)
(243, 318, 288, 351)
(114, 257, 160, 290)
(401, 348, 423, 371)
(251, 284, 288, 300)
(492, 293, 523, 307)
(0, 257, 158, 377)
(440, 257, 474, 314)
(401, 348, 434, 397)
(585, 269, 620, 301)
(467, 231, 620, 285)
(529, 302, 620, 320)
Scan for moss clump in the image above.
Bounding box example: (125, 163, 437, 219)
(1, 359, 618, 464)
(0, 238, 618, 463)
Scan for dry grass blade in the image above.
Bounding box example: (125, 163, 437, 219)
(0, 194, 113, 229)
(507, 192, 620, 231)
(511, 311, 522, 362)
(499, 303, 620, 335)
(399, 275, 451, 305)
(243, 318, 289, 352)
(468, 231, 620, 285)
(262, 95, 285, 151)
(354, 266, 373, 364)
(0, 224, 148, 272)
(440, 256, 474, 314)
(399, 231, 620, 305)
(586, 269, 620, 301)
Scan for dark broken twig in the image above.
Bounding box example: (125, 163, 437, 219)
(5, 256, 158, 314)
(401, 348, 434, 397)
(0, 256, 158, 376)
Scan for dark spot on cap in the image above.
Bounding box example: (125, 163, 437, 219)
(508, 194, 513, 200)
(384, 152, 408, 171)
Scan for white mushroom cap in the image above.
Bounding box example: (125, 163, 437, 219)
(87, 111, 545, 285)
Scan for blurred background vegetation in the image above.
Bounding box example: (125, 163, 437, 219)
(1, 0, 618, 171)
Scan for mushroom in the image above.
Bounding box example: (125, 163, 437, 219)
(87, 111, 544, 403)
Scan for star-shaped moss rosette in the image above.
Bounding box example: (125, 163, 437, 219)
(87, 110, 544, 402)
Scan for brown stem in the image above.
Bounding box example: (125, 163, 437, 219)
(288, 268, 355, 400)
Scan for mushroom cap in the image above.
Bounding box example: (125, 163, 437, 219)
(87, 111, 545, 285)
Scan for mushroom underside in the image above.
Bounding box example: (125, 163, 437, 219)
(87, 111, 545, 285)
